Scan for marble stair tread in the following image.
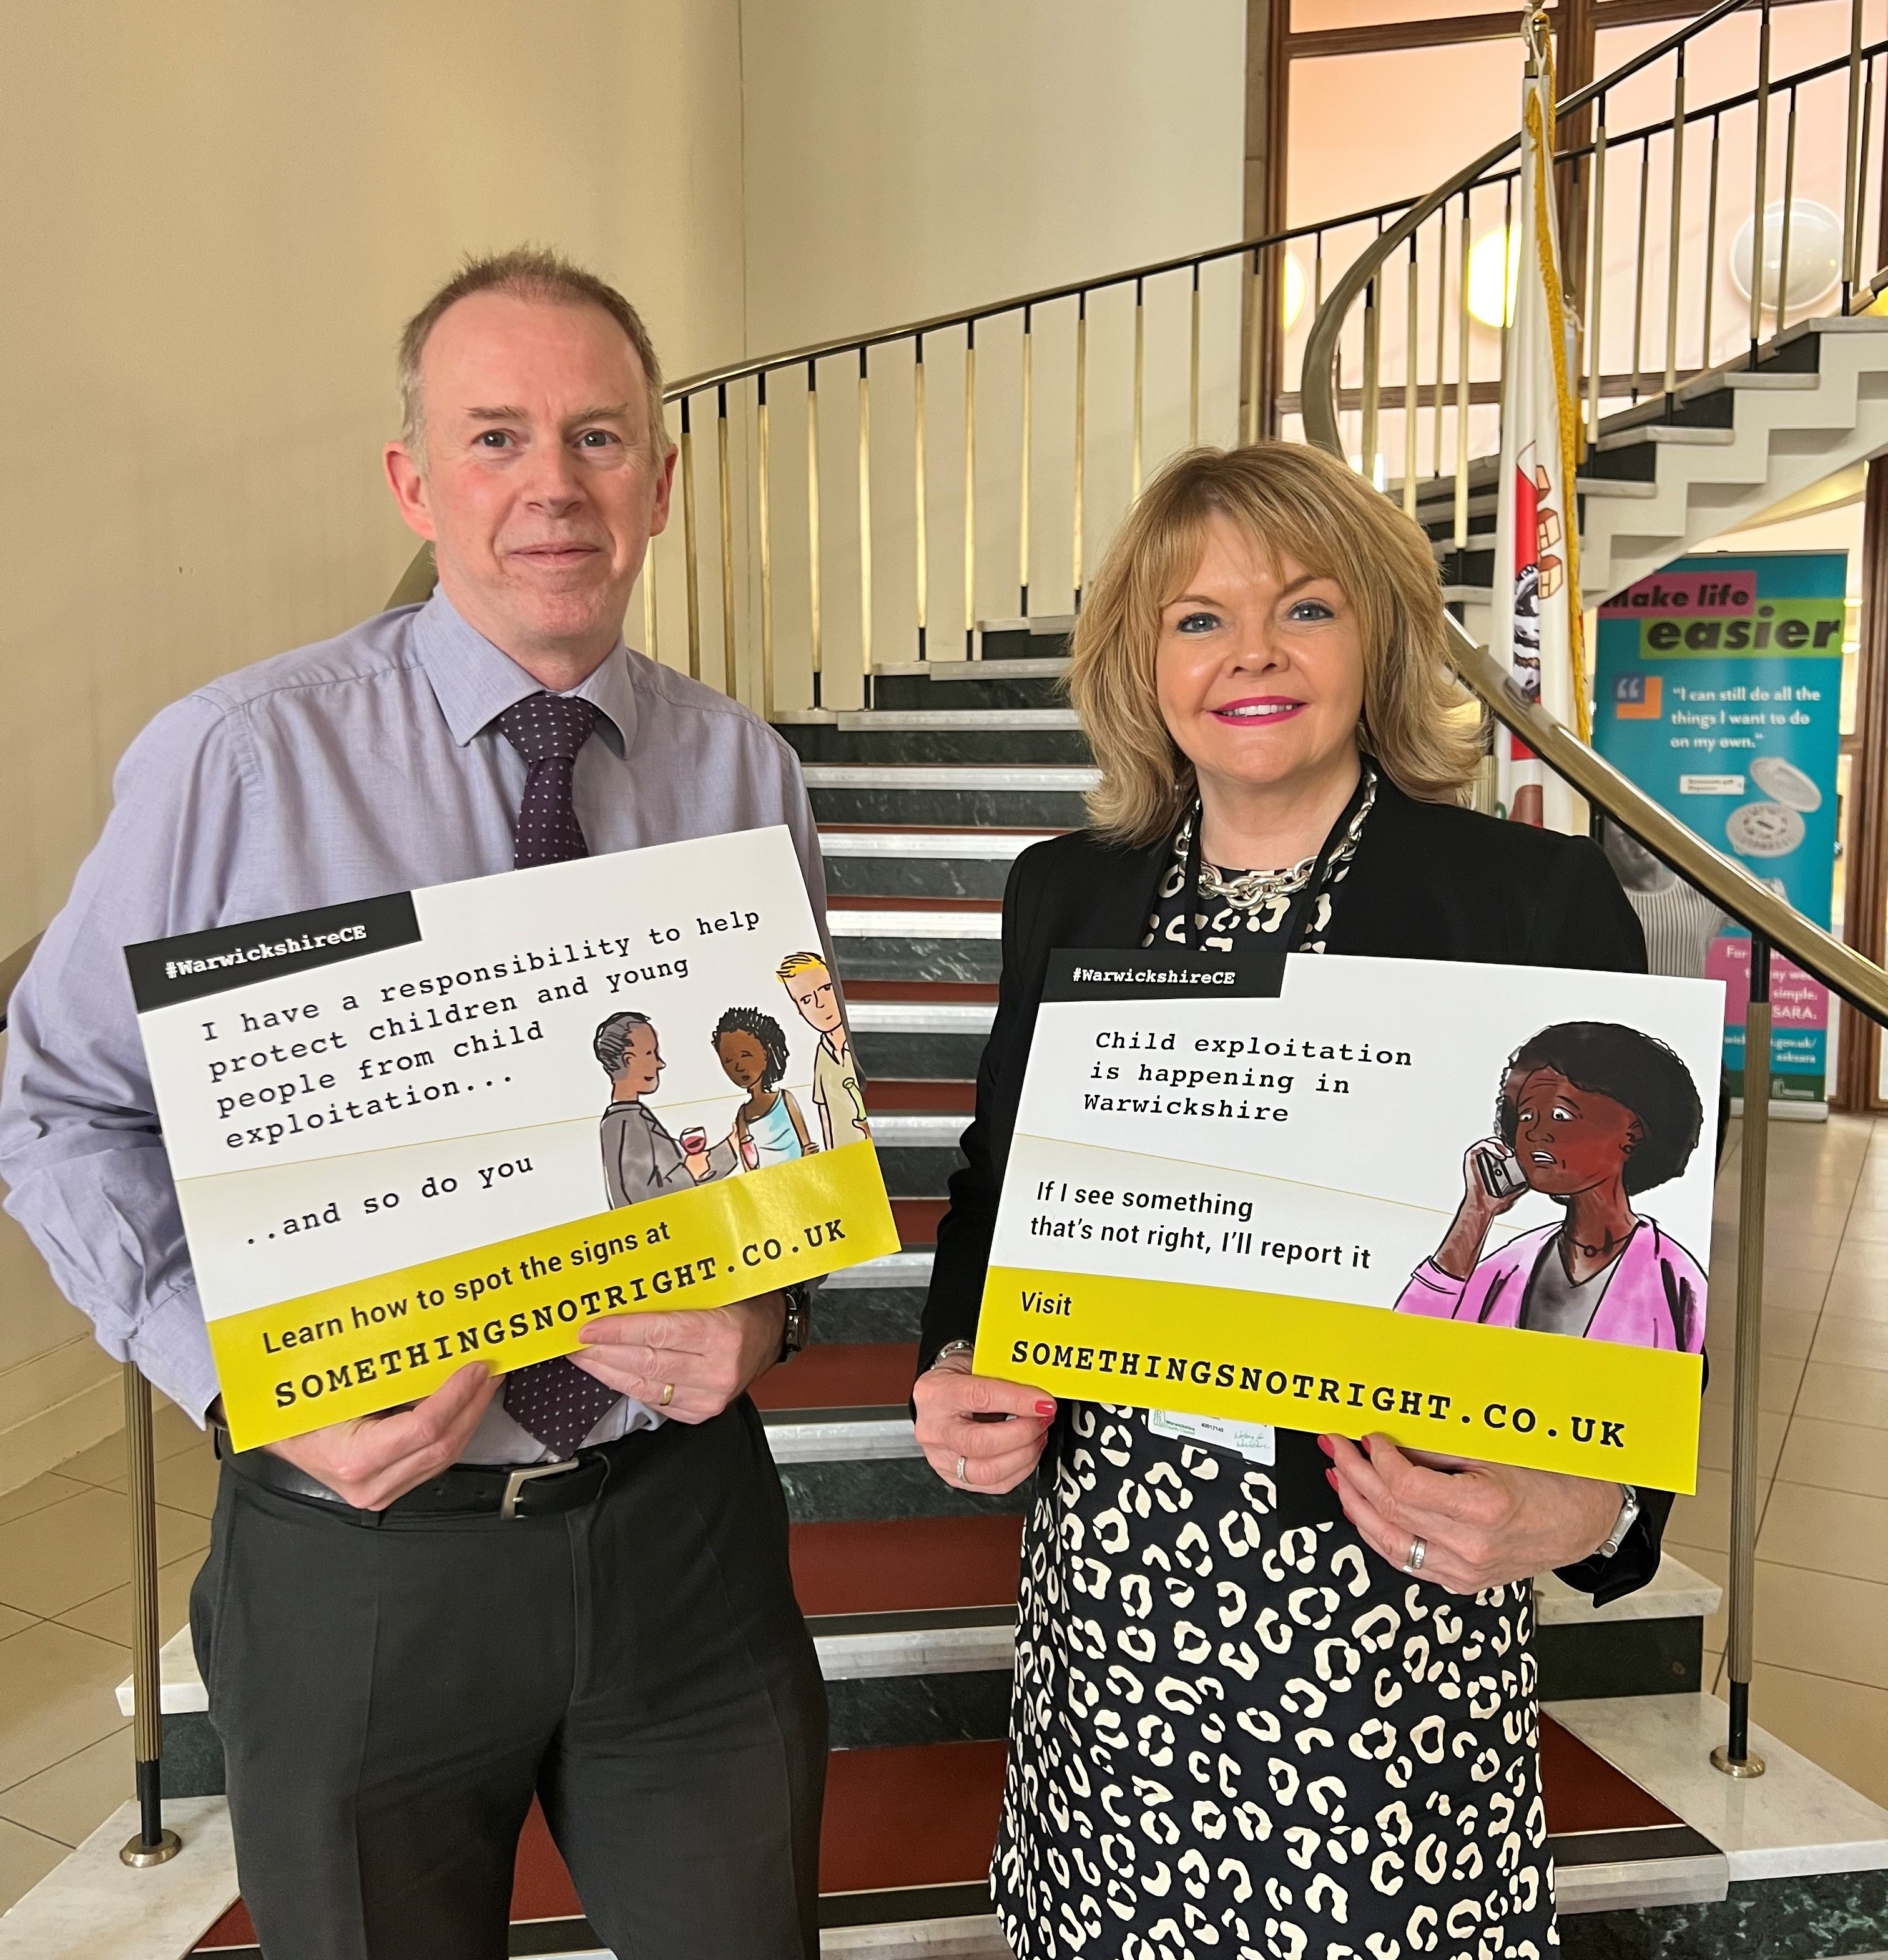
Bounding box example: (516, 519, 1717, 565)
(752, 1343, 922, 1418)
(831, 711, 1079, 730)
(843, 981, 999, 1002)
(828, 904, 1002, 941)
(1546, 1692, 1888, 1882)
(1534, 1553, 1721, 1626)
(822, 827, 1060, 857)
(871, 1114, 970, 1146)
(802, 765, 1098, 790)
(0, 1795, 238, 1960)
(822, 1249, 936, 1289)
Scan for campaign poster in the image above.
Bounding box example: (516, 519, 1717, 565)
(973, 951, 1724, 1491)
(127, 827, 897, 1449)
(1593, 552, 1846, 1105)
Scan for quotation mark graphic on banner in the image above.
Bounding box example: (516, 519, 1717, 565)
(1613, 674, 1663, 720)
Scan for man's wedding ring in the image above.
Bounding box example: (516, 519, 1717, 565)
(659, 1382, 675, 1408)
(1402, 1536, 1427, 1574)
(956, 1455, 968, 1485)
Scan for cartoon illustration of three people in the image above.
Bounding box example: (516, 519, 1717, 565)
(593, 950, 869, 1209)
(1395, 1020, 1708, 1352)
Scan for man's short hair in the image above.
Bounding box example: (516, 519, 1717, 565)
(595, 1011, 654, 1079)
(397, 247, 671, 466)
(775, 951, 828, 984)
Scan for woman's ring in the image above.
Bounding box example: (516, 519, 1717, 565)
(956, 1455, 969, 1485)
(1402, 1536, 1427, 1574)
(659, 1382, 675, 1408)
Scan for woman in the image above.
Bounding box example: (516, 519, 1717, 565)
(711, 1006, 816, 1167)
(1399, 1021, 1707, 1351)
(913, 444, 1666, 1960)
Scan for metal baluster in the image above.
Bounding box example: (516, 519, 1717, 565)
(1404, 236, 1421, 519)
(1455, 188, 1472, 549)
(717, 384, 736, 698)
(807, 360, 823, 707)
(1844, 0, 1866, 306)
(913, 337, 928, 661)
(757, 374, 774, 717)
(858, 347, 873, 705)
(1776, 88, 1799, 335)
(1588, 102, 1608, 444)
(1073, 293, 1088, 609)
(1189, 263, 1202, 447)
(1244, 248, 1262, 446)
(642, 546, 659, 667)
(1435, 206, 1450, 479)
(1132, 277, 1145, 497)
(1713, 933, 1772, 1780)
(1631, 140, 1651, 401)
(1019, 304, 1033, 617)
(1500, 175, 1514, 414)
(1751, 0, 1772, 361)
(965, 321, 978, 656)
(1665, 48, 1688, 398)
(1361, 272, 1381, 489)
(119, 1367, 179, 1869)
(1702, 115, 1721, 370)
(1857, 61, 1876, 298)
(681, 394, 701, 681)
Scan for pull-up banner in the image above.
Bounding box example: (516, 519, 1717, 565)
(1594, 551, 1846, 1105)
(974, 954, 1724, 1491)
(127, 827, 898, 1449)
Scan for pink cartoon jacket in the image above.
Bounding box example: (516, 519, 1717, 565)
(1395, 1219, 1706, 1352)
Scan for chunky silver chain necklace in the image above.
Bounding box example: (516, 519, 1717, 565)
(1174, 763, 1378, 912)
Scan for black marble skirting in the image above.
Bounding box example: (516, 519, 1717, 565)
(826, 1669, 1013, 1750)
(160, 1710, 225, 1798)
(877, 1145, 966, 1196)
(1561, 1868, 1888, 1959)
(980, 629, 1072, 661)
(832, 936, 1002, 984)
(778, 1456, 1032, 1523)
(809, 787, 1091, 829)
(824, 855, 1016, 900)
(852, 1030, 990, 1080)
(782, 725, 1093, 767)
(814, 1288, 927, 1344)
(873, 672, 1067, 711)
(1537, 1616, 1703, 1702)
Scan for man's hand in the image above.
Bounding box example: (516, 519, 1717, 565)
(1324, 1431, 1622, 1594)
(913, 1349, 1055, 1495)
(263, 1363, 500, 1511)
(572, 1293, 785, 1423)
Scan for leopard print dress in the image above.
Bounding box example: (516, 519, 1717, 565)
(990, 780, 1558, 1960)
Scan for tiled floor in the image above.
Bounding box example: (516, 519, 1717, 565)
(0, 1400, 212, 1911)
(1, 1123, 1886, 1918)
(1674, 1111, 1888, 1813)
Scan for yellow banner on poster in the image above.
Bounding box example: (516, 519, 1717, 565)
(213, 1144, 896, 1451)
(975, 1263, 1701, 1491)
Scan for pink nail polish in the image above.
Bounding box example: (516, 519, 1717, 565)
(1035, 1400, 1056, 1417)
(1326, 1469, 1339, 1490)
(1316, 1435, 1335, 1458)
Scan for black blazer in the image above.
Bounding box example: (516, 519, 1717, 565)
(919, 776, 1674, 1604)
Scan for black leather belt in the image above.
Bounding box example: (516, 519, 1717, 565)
(212, 1423, 641, 1521)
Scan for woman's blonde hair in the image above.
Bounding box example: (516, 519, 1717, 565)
(1068, 442, 1483, 846)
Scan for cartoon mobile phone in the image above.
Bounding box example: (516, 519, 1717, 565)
(1473, 1142, 1529, 1200)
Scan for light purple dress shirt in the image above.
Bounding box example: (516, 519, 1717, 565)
(0, 590, 830, 1462)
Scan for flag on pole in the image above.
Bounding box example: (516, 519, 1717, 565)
(1493, 8, 1589, 831)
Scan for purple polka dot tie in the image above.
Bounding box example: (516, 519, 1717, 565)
(494, 693, 624, 1457)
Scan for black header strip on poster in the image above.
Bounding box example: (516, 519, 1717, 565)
(1043, 946, 1286, 1003)
(124, 893, 421, 1012)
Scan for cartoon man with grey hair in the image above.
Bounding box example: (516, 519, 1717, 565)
(594, 1009, 733, 1203)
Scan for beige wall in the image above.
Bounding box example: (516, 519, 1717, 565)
(0, 0, 750, 1489)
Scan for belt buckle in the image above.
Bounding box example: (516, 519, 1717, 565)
(499, 1458, 580, 1521)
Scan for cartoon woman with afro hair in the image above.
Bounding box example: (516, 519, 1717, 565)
(1396, 1021, 1707, 1351)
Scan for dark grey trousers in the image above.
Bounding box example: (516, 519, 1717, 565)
(190, 1401, 827, 1960)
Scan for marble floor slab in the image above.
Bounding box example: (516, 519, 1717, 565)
(1548, 1692, 1888, 1882)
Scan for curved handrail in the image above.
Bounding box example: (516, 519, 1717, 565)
(1447, 617, 1888, 1022)
(1300, 0, 1758, 455)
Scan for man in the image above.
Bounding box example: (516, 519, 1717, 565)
(777, 950, 868, 1150)
(594, 1008, 732, 1202)
(0, 251, 827, 1960)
